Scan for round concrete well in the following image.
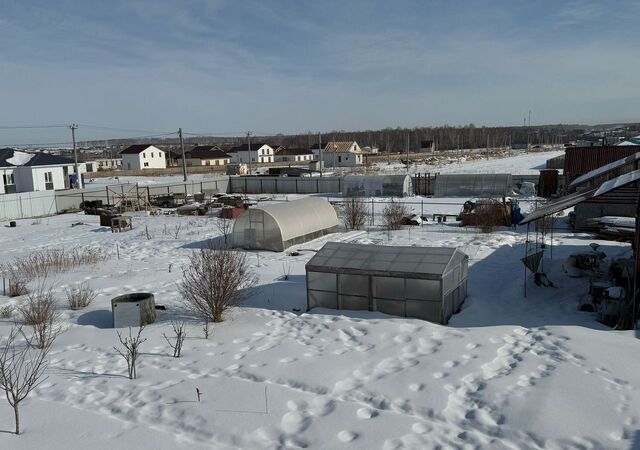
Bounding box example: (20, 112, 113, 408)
(111, 292, 156, 328)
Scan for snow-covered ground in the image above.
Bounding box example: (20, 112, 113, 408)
(1, 193, 639, 449)
(371, 150, 565, 176)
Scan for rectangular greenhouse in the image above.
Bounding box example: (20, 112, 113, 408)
(305, 242, 469, 324)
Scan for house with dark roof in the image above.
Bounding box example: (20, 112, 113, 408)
(0, 148, 78, 194)
(226, 143, 275, 164)
(274, 147, 315, 163)
(312, 141, 363, 167)
(120, 144, 166, 170)
(179, 145, 231, 167)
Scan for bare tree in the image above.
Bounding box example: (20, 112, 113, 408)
(171, 223, 183, 240)
(215, 216, 233, 246)
(0, 325, 55, 434)
(180, 242, 256, 324)
(64, 282, 97, 310)
(382, 201, 409, 231)
(163, 321, 186, 357)
(17, 283, 60, 350)
(343, 196, 368, 230)
(114, 327, 146, 380)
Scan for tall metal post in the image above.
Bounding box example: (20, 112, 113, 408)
(179, 127, 187, 182)
(70, 124, 82, 188)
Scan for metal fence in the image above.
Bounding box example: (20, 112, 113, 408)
(228, 176, 343, 194)
(0, 191, 58, 221)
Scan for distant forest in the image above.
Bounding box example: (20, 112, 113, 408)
(81, 123, 640, 156)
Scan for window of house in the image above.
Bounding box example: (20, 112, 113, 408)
(3, 173, 16, 193)
(151, 152, 154, 158)
(338, 156, 342, 163)
(144, 162, 149, 167)
(44, 172, 54, 190)
(142, 153, 146, 158)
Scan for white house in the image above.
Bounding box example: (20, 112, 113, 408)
(274, 147, 315, 163)
(0, 148, 77, 193)
(227, 143, 275, 164)
(179, 145, 231, 167)
(120, 145, 167, 170)
(312, 141, 363, 167)
(84, 158, 122, 172)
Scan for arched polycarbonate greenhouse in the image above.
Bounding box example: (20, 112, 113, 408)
(341, 175, 413, 197)
(232, 197, 339, 252)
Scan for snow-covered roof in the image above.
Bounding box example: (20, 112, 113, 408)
(0, 148, 73, 168)
(306, 242, 467, 279)
(594, 169, 640, 197)
(569, 152, 640, 187)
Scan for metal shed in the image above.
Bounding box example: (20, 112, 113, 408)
(342, 175, 413, 197)
(305, 242, 469, 324)
(232, 197, 339, 252)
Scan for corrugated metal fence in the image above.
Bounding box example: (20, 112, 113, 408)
(564, 146, 640, 185)
(0, 191, 58, 221)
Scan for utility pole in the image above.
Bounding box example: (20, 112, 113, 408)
(247, 131, 252, 175)
(318, 132, 323, 177)
(528, 110, 531, 127)
(486, 135, 490, 160)
(406, 133, 410, 172)
(69, 124, 82, 189)
(178, 128, 187, 182)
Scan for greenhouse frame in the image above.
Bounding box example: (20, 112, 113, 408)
(232, 197, 339, 252)
(305, 242, 469, 324)
(341, 174, 413, 197)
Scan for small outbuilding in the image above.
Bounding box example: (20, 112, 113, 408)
(111, 293, 156, 328)
(232, 197, 339, 252)
(305, 242, 469, 324)
(341, 175, 413, 197)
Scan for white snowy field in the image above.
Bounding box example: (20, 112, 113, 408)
(0, 198, 639, 450)
(371, 149, 565, 176)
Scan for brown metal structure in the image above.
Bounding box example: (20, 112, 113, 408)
(564, 145, 640, 186)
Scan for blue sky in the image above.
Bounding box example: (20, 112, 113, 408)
(0, 0, 639, 144)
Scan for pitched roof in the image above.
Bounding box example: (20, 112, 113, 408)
(227, 143, 271, 153)
(323, 141, 361, 153)
(120, 144, 160, 155)
(276, 147, 314, 156)
(183, 146, 230, 160)
(0, 148, 73, 167)
(310, 142, 329, 150)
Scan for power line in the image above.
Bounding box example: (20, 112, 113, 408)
(77, 124, 175, 135)
(0, 131, 179, 148)
(0, 124, 68, 129)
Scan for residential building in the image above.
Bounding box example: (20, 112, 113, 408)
(312, 141, 363, 167)
(120, 145, 167, 170)
(84, 158, 122, 172)
(274, 147, 315, 163)
(0, 148, 78, 193)
(226, 143, 275, 164)
(179, 146, 231, 167)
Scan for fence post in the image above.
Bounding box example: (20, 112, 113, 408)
(296, 178, 299, 194)
(106, 187, 110, 205)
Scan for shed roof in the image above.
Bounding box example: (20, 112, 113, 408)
(520, 168, 640, 225)
(0, 148, 73, 167)
(569, 152, 640, 188)
(306, 242, 465, 279)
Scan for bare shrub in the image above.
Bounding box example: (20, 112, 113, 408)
(114, 327, 146, 380)
(171, 224, 183, 239)
(215, 216, 233, 246)
(180, 241, 256, 324)
(163, 321, 187, 357)
(343, 196, 368, 230)
(382, 201, 409, 231)
(0, 304, 14, 319)
(0, 324, 55, 434)
(8, 277, 28, 298)
(17, 284, 60, 350)
(0, 247, 108, 282)
(64, 283, 97, 310)
(281, 262, 291, 281)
